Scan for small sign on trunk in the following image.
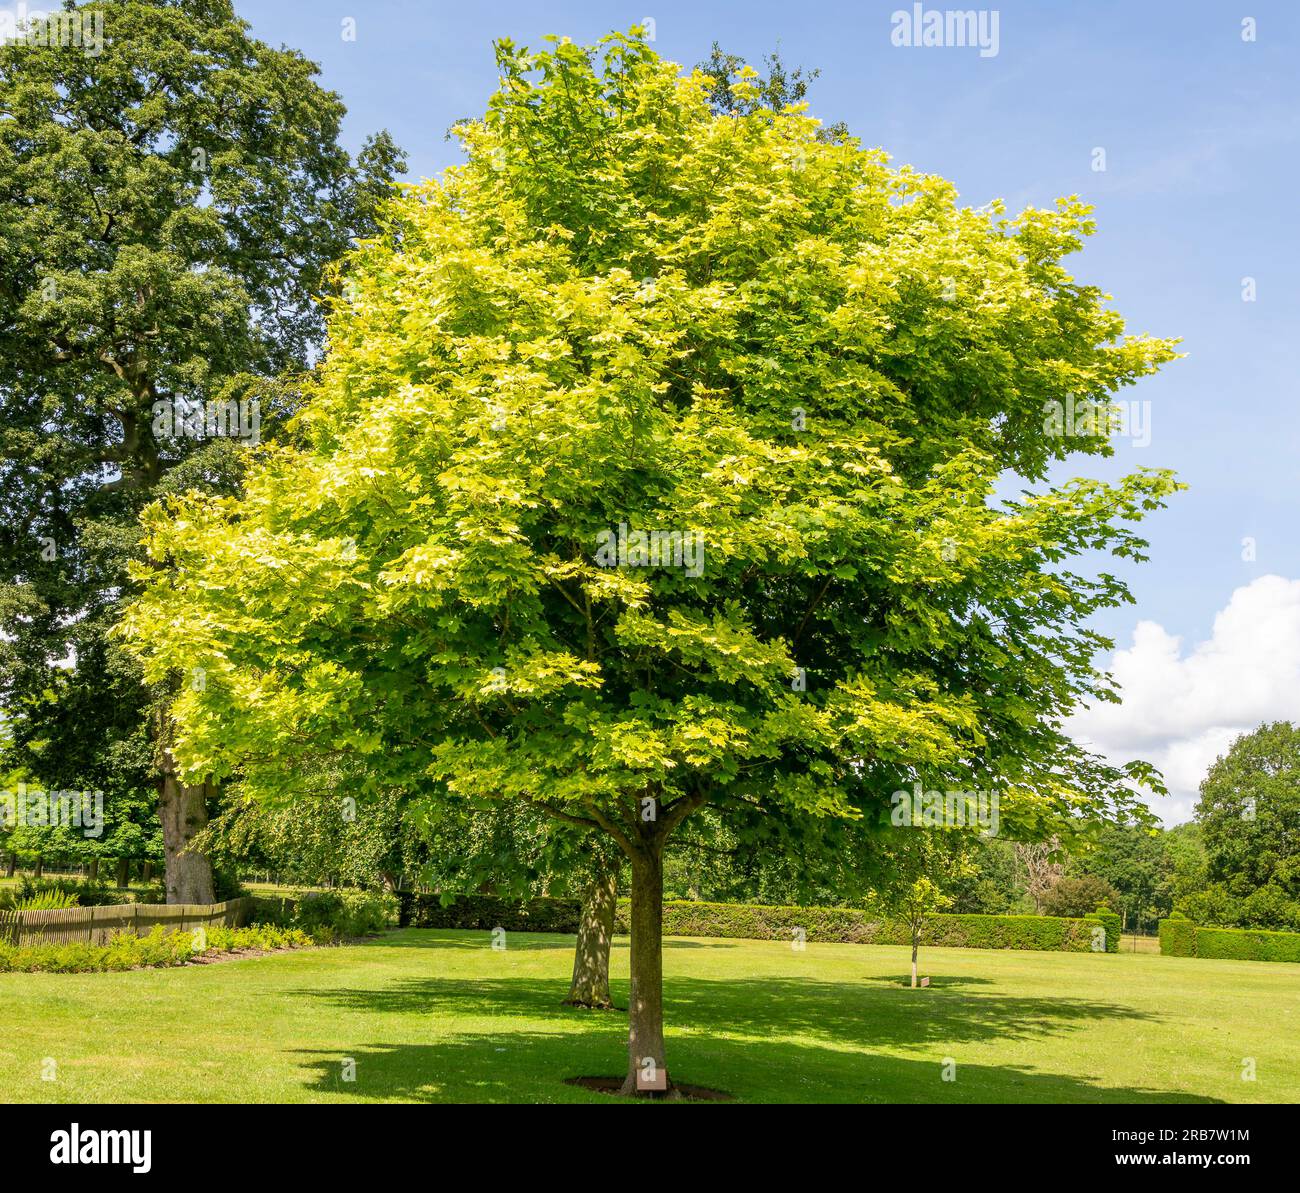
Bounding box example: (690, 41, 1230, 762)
(637, 1057, 668, 1091)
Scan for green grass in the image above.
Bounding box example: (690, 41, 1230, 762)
(1, 929, 1294, 1103)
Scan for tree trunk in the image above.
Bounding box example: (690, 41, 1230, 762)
(116, 857, 130, 888)
(87, 858, 99, 883)
(620, 848, 667, 1095)
(159, 766, 215, 905)
(911, 926, 920, 989)
(564, 862, 617, 1009)
(4, 852, 15, 878)
(33, 855, 43, 879)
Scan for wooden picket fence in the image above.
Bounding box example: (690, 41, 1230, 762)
(0, 897, 252, 947)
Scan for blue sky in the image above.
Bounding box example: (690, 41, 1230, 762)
(231, 1, 1300, 820)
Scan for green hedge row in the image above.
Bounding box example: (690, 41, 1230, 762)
(1159, 917, 1300, 963)
(398, 893, 580, 932)
(1086, 908, 1121, 953)
(629, 901, 1103, 952)
(399, 893, 1106, 952)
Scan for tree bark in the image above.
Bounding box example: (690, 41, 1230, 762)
(564, 862, 617, 1009)
(116, 857, 130, 888)
(33, 855, 43, 879)
(911, 926, 919, 989)
(87, 858, 99, 883)
(4, 852, 15, 878)
(620, 847, 667, 1095)
(159, 765, 215, 905)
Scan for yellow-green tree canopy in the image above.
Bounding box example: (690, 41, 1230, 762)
(122, 30, 1179, 1090)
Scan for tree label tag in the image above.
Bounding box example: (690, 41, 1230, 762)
(636, 1058, 667, 1091)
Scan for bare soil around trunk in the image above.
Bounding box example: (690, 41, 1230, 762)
(564, 1075, 733, 1101)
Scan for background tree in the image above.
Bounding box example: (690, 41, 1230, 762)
(1159, 821, 1207, 917)
(695, 41, 850, 141)
(945, 837, 1020, 914)
(0, 0, 403, 902)
(124, 31, 1178, 1095)
(419, 800, 626, 1008)
(879, 833, 968, 988)
(198, 785, 429, 893)
(1069, 821, 1163, 930)
(1185, 721, 1300, 930)
(1015, 840, 1065, 914)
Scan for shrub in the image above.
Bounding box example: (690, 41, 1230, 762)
(0, 926, 196, 973)
(1159, 917, 1300, 963)
(1042, 875, 1122, 918)
(258, 889, 398, 940)
(204, 924, 314, 952)
(0, 921, 318, 973)
(0, 877, 131, 910)
(211, 870, 248, 904)
(11, 889, 81, 911)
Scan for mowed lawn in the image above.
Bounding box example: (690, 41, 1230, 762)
(2, 929, 1296, 1103)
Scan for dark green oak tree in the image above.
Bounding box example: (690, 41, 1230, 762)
(0, 0, 403, 901)
(1188, 721, 1300, 930)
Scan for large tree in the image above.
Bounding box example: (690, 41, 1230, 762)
(0, 0, 403, 902)
(124, 31, 1178, 1094)
(1187, 721, 1300, 930)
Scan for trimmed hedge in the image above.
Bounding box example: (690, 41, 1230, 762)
(399, 893, 580, 933)
(400, 893, 1103, 952)
(1159, 917, 1300, 963)
(1158, 916, 1197, 957)
(1085, 908, 1121, 953)
(626, 901, 1101, 952)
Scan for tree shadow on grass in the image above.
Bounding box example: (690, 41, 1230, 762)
(289, 935, 1221, 1103)
(373, 931, 575, 951)
(369, 930, 737, 951)
(292, 971, 1162, 1055)
(289, 1029, 1219, 1104)
(857, 974, 996, 990)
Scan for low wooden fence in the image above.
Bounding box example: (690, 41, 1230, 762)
(0, 897, 252, 947)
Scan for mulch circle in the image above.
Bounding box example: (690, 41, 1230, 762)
(565, 1076, 734, 1102)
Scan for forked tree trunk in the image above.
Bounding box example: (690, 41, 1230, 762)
(159, 764, 215, 905)
(565, 862, 617, 1009)
(620, 848, 667, 1095)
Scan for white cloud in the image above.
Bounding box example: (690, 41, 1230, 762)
(1068, 575, 1300, 825)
